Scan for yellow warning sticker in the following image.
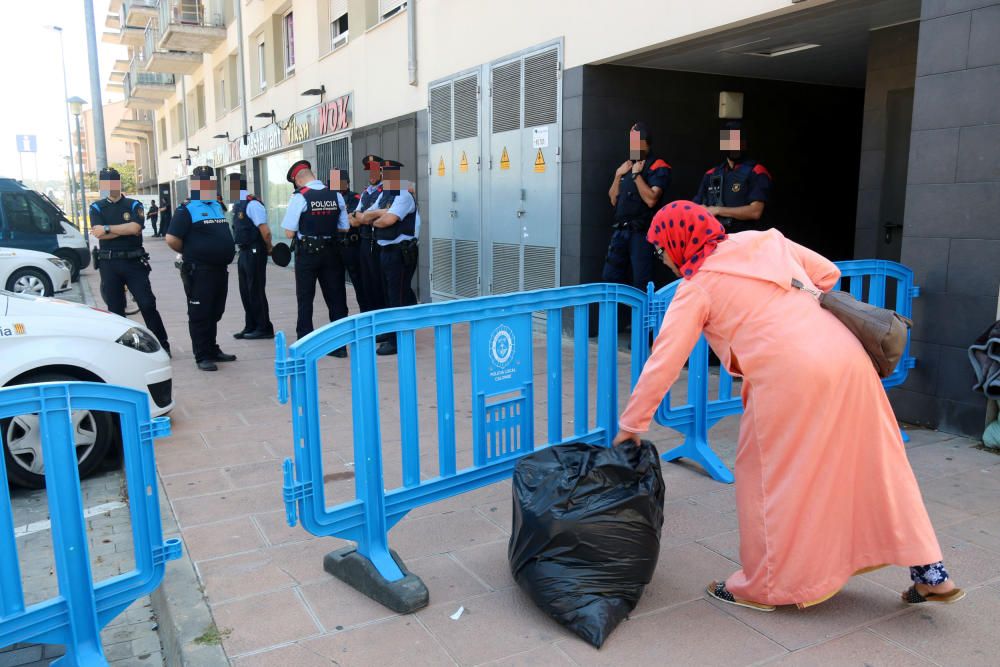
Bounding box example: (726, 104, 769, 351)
(437, 156, 446, 176)
(459, 151, 468, 173)
(500, 146, 510, 170)
(534, 148, 546, 173)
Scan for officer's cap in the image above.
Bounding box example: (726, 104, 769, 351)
(630, 122, 650, 141)
(286, 159, 312, 184)
(99, 167, 121, 180)
(381, 159, 404, 171)
(191, 165, 215, 180)
(361, 154, 383, 170)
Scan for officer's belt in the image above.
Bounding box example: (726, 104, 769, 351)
(612, 219, 649, 231)
(97, 249, 146, 260)
(237, 240, 265, 251)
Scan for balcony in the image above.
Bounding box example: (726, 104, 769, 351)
(105, 12, 120, 30)
(123, 60, 175, 110)
(143, 22, 202, 75)
(115, 21, 146, 47)
(157, 1, 227, 53)
(113, 117, 155, 142)
(120, 0, 159, 29)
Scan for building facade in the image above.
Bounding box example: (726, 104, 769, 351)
(104, 0, 1000, 439)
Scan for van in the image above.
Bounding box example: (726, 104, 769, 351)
(0, 178, 90, 280)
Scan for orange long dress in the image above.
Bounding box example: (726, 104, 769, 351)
(618, 229, 942, 606)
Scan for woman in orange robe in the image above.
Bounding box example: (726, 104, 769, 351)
(614, 201, 963, 611)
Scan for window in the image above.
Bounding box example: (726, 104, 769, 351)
(330, 0, 348, 49)
(379, 0, 407, 20)
(2, 193, 60, 234)
(257, 41, 267, 90)
(158, 117, 167, 146)
(283, 12, 295, 74)
(195, 83, 206, 129)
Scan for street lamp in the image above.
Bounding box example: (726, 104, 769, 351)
(68, 96, 89, 242)
(47, 25, 79, 225)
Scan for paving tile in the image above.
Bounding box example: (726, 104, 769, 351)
(557, 599, 785, 666)
(196, 550, 297, 604)
(451, 539, 516, 592)
(417, 588, 570, 665)
(660, 498, 739, 549)
(199, 424, 285, 448)
(303, 617, 456, 666)
(253, 510, 314, 547)
(916, 467, 1000, 515)
(161, 468, 232, 500)
(943, 510, 1000, 554)
(407, 553, 490, 605)
(708, 577, 908, 651)
(389, 509, 508, 560)
(905, 439, 1000, 480)
(172, 485, 282, 527)
(869, 584, 1000, 667)
(212, 588, 322, 655)
(267, 537, 350, 586)
(298, 576, 399, 631)
(765, 628, 934, 666)
(698, 529, 742, 564)
(221, 460, 288, 489)
(155, 442, 276, 476)
(922, 499, 978, 528)
(231, 642, 333, 667)
(482, 644, 576, 666)
(633, 541, 741, 616)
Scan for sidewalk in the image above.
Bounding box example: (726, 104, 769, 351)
(89, 239, 1000, 666)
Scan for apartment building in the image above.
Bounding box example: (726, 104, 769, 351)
(103, 0, 1000, 439)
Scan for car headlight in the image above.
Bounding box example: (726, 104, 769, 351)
(116, 327, 161, 353)
(47, 258, 69, 270)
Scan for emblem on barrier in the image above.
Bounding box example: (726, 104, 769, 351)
(489, 324, 515, 368)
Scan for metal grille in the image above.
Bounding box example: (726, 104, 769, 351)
(454, 239, 479, 297)
(430, 85, 452, 145)
(453, 75, 479, 140)
(431, 238, 454, 295)
(491, 243, 521, 294)
(523, 49, 558, 128)
(315, 137, 350, 185)
(523, 245, 557, 291)
(491, 61, 521, 133)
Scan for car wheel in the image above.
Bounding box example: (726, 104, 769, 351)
(5, 268, 53, 297)
(1, 372, 115, 489)
(54, 249, 81, 281)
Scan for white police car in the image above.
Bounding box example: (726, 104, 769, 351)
(0, 290, 172, 488)
(0, 248, 72, 296)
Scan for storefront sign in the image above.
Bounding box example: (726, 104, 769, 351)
(194, 92, 353, 168)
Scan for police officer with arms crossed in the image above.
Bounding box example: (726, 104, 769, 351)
(329, 168, 368, 313)
(228, 174, 274, 340)
(694, 119, 773, 232)
(604, 122, 671, 290)
(353, 159, 419, 356)
(281, 159, 350, 357)
(165, 166, 238, 371)
(349, 155, 386, 315)
(90, 166, 170, 355)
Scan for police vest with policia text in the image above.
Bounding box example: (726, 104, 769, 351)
(298, 187, 340, 237)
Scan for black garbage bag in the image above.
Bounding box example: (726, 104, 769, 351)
(508, 441, 665, 648)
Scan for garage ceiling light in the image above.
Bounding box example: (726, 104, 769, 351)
(743, 42, 820, 57)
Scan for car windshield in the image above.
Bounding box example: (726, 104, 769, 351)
(37, 192, 70, 222)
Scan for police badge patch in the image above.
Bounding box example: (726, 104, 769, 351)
(238, 212, 245, 219)
(731, 182, 742, 193)
(123, 211, 131, 221)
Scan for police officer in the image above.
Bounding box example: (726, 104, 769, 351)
(330, 168, 368, 313)
(693, 119, 773, 231)
(89, 167, 170, 355)
(281, 159, 350, 357)
(355, 159, 419, 356)
(604, 122, 671, 290)
(165, 165, 237, 371)
(228, 174, 274, 340)
(349, 155, 386, 314)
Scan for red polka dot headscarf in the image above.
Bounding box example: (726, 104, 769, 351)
(647, 201, 728, 280)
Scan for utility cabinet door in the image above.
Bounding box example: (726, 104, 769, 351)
(450, 73, 483, 299)
(487, 58, 525, 295)
(429, 82, 456, 299)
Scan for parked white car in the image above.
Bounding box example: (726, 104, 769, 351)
(0, 290, 172, 488)
(0, 248, 72, 296)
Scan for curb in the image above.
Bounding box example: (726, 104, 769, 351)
(151, 481, 230, 666)
(78, 271, 97, 307)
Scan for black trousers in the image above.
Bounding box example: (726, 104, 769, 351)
(149, 215, 159, 237)
(381, 243, 418, 311)
(181, 263, 229, 362)
(358, 236, 385, 311)
(99, 258, 169, 350)
(601, 227, 654, 291)
(237, 245, 273, 334)
(294, 247, 347, 339)
(339, 241, 368, 312)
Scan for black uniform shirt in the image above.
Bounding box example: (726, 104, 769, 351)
(89, 197, 145, 250)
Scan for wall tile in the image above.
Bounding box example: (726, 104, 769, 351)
(937, 344, 983, 401)
(910, 290, 998, 348)
(908, 128, 960, 184)
(968, 4, 1000, 67)
(916, 12, 971, 76)
(922, 0, 998, 20)
(947, 238, 1000, 296)
(912, 66, 1000, 130)
(904, 181, 1000, 239)
(901, 235, 951, 292)
(956, 123, 1000, 183)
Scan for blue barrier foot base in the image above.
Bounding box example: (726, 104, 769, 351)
(324, 547, 429, 614)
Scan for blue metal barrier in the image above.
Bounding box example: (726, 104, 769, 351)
(0, 382, 180, 666)
(647, 259, 920, 482)
(276, 284, 648, 609)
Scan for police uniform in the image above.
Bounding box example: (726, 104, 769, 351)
(166, 165, 236, 369)
(602, 156, 671, 290)
(355, 155, 386, 313)
(231, 191, 274, 338)
(693, 159, 772, 231)
(89, 168, 170, 354)
(370, 161, 420, 355)
(280, 160, 350, 343)
(331, 171, 368, 313)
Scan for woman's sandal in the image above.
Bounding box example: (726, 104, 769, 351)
(706, 581, 776, 612)
(901, 586, 966, 605)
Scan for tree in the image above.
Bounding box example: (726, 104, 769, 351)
(84, 163, 138, 194)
